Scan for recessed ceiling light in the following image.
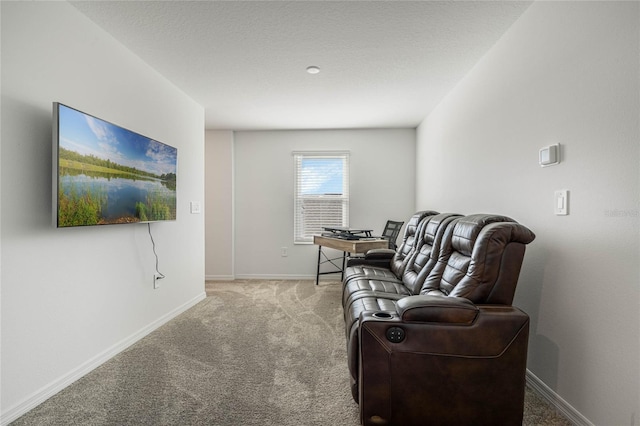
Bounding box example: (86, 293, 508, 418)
(306, 66, 320, 75)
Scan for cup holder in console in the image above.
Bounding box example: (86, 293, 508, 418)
(372, 312, 393, 319)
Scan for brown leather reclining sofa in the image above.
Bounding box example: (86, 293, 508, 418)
(342, 211, 536, 426)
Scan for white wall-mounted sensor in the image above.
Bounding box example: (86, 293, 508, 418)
(539, 144, 560, 167)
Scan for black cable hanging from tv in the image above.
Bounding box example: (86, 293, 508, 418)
(148, 223, 165, 280)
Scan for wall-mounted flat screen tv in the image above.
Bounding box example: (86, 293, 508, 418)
(53, 102, 177, 227)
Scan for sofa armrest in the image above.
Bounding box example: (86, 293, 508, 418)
(395, 295, 479, 324)
(364, 248, 396, 259)
(358, 304, 530, 426)
(346, 248, 396, 268)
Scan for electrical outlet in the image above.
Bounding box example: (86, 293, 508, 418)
(153, 274, 161, 289)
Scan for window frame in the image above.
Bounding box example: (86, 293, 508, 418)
(293, 151, 350, 244)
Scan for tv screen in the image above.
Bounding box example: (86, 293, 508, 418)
(52, 102, 177, 227)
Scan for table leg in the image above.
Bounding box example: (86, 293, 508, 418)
(341, 252, 348, 281)
(316, 244, 322, 285)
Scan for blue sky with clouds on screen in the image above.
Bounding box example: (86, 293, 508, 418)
(58, 104, 177, 176)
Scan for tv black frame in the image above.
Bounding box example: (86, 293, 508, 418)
(52, 102, 178, 228)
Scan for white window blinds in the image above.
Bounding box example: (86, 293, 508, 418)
(293, 152, 350, 244)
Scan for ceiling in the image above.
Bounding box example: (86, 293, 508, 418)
(70, 1, 532, 131)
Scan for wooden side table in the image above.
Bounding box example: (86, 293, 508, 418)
(313, 235, 389, 285)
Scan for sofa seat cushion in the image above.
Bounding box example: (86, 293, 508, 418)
(342, 278, 410, 307)
(343, 265, 399, 284)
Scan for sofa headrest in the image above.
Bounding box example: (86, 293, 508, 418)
(405, 210, 439, 239)
(423, 213, 461, 246)
(451, 214, 517, 256)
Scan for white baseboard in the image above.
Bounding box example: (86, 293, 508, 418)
(206, 274, 344, 282)
(233, 274, 314, 280)
(526, 369, 594, 426)
(1, 292, 207, 426)
(205, 274, 235, 281)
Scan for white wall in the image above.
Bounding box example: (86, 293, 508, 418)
(205, 130, 234, 279)
(1, 2, 205, 422)
(416, 2, 639, 425)
(232, 129, 416, 279)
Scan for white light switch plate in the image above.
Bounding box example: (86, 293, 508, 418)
(554, 190, 568, 215)
(190, 201, 201, 214)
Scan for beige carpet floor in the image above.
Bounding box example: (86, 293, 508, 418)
(12, 280, 571, 425)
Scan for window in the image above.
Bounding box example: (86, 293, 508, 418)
(293, 152, 349, 244)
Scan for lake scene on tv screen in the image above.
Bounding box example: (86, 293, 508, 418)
(57, 104, 177, 227)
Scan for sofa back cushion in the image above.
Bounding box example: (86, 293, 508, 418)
(420, 214, 536, 304)
(400, 213, 460, 294)
(388, 211, 438, 277)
